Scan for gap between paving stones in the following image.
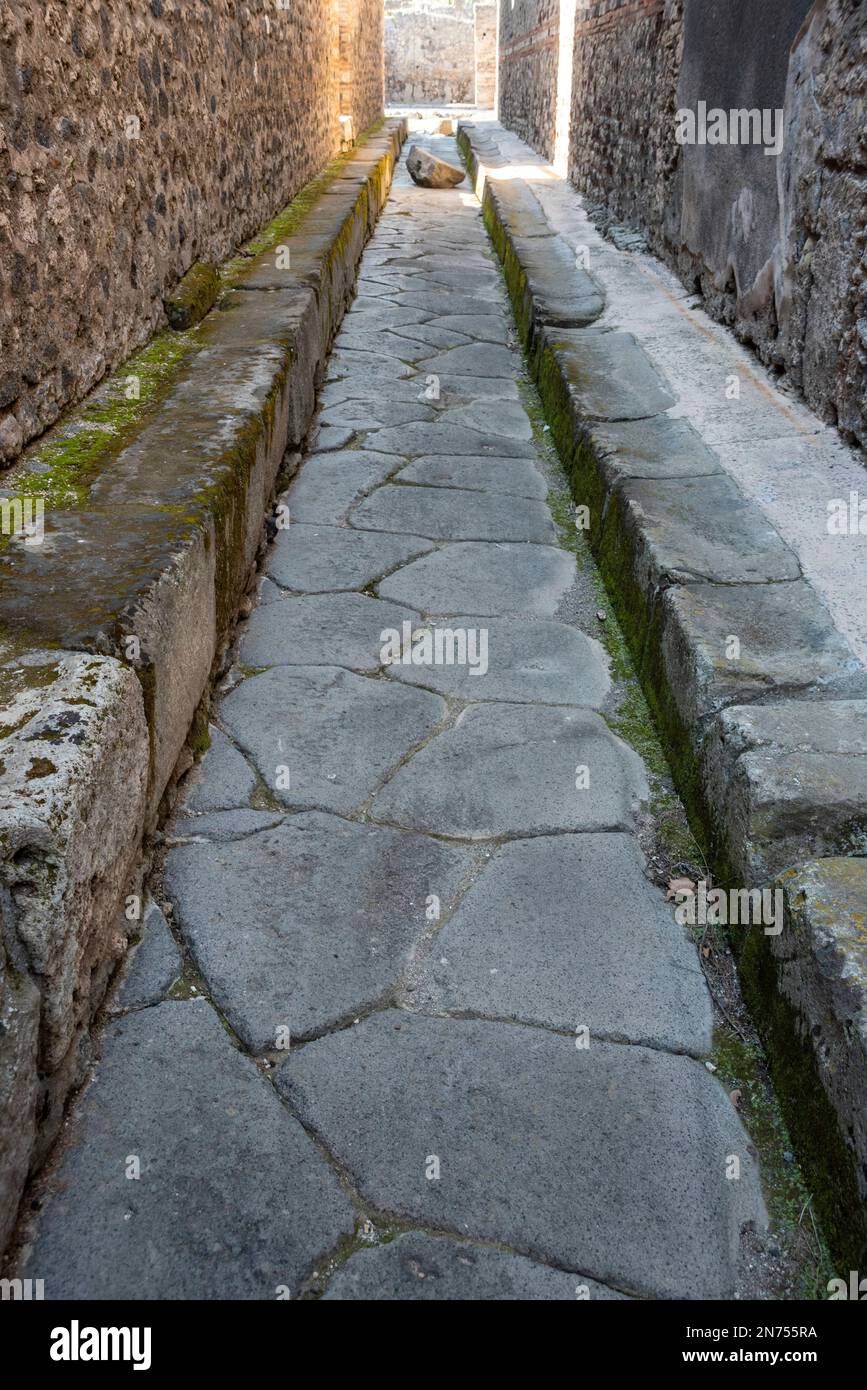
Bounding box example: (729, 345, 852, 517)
(458, 120, 867, 1267)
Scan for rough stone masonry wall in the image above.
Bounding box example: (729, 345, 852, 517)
(497, 0, 560, 162)
(384, 0, 475, 104)
(0, 0, 383, 469)
(340, 0, 385, 132)
(560, 0, 867, 451)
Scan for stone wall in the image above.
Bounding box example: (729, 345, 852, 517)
(384, 0, 475, 104)
(474, 3, 497, 108)
(0, 0, 384, 469)
(497, 0, 560, 161)
(568, 0, 683, 235)
(497, 0, 867, 452)
(340, 0, 385, 133)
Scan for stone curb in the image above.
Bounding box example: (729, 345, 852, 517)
(458, 120, 867, 1261)
(0, 118, 407, 1257)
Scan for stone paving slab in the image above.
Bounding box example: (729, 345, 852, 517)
(591, 415, 723, 482)
(285, 450, 398, 523)
(324, 1232, 628, 1300)
(20, 1001, 354, 1299)
(184, 725, 259, 813)
(240, 592, 421, 673)
(427, 833, 711, 1053)
(362, 421, 537, 459)
(278, 1011, 764, 1299)
(548, 327, 677, 421)
(378, 542, 576, 617)
(612, 473, 801, 587)
(657, 581, 865, 738)
(396, 454, 548, 499)
(164, 813, 470, 1049)
(267, 523, 435, 593)
(370, 703, 647, 837)
(350, 484, 556, 543)
(221, 665, 446, 815)
(108, 900, 180, 1014)
(385, 614, 610, 707)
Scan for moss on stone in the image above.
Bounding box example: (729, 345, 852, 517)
(164, 262, 220, 330)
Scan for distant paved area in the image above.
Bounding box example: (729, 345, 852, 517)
(18, 137, 765, 1301)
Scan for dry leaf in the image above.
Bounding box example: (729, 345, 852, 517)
(729, 1089, 742, 1109)
(666, 876, 696, 901)
(701, 945, 711, 959)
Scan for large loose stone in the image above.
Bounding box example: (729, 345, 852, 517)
(277, 1011, 765, 1299)
(165, 813, 469, 1049)
(221, 666, 446, 814)
(324, 1232, 627, 1300)
(407, 146, 467, 188)
(378, 542, 576, 617)
(370, 703, 647, 836)
(427, 834, 711, 1054)
(18, 1001, 354, 1298)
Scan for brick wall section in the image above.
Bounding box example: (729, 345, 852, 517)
(498, 0, 560, 160)
(384, 0, 475, 104)
(474, 4, 497, 108)
(0, 0, 383, 468)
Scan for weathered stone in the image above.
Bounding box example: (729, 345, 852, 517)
(267, 523, 434, 593)
(774, 858, 867, 1222)
(241, 591, 422, 673)
(547, 327, 676, 421)
(657, 582, 865, 739)
(396, 455, 547, 498)
(703, 701, 867, 884)
(590, 415, 723, 482)
(610, 473, 802, 587)
(324, 1232, 627, 1300)
(19, 1001, 355, 1298)
(277, 1011, 765, 1299)
(109, 899, 180, 1013)
(385, 614, 610, 706)
(407, 145, 466, 187)
(428, 834, 710, 1053)
(0, 650, 148, 1073)
(284, 451, 398, 523)
(371, 703, 648, 836)
(165, 813, 469, 1048)
(0, 929, 40, 1255)
(350, 484, 556, 542)
(183, 725, 258, 813)
(221, 665, 446, 815)
(163, 261, 219, 330)
(363, 421, 536, 459)
(378, 541, 576, 616)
